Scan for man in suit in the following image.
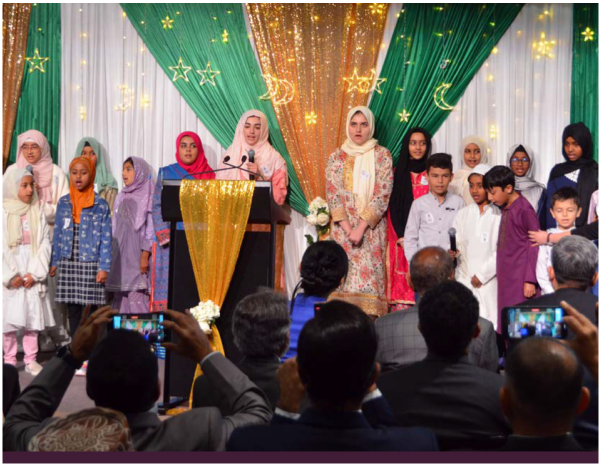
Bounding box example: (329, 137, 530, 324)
(517, 235, 598, 328)
(227, 300, 438, 451)
(500, 337, 590, 451)
(376, 247, 498, 373)
(3, 306, 271, 451)
(378, 281, 511, 451)
(193, 288, 289, 411)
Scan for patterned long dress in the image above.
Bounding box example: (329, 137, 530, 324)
(150, 164, 188, 312)
(325, 145, 394, 317)
(386, 171, 429, 311)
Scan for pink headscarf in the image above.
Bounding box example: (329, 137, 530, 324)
(217, 110, 287, 182)
(175, 131, 215, 180)
(16, 130, 53, 203)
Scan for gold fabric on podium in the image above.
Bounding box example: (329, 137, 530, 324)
(180, 179, 255, 406)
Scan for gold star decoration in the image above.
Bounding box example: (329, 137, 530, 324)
(489, 124, 498, 140)
(532, 32, 557, 59)
(222, 29, 229, 43)
(305, 111, 317, 125)
(197, 62, 220, 86)
(25, 48, 50, 74)
(162, 15, 174, 30)
(343, 68, 364, 93)
(398, 109, 411, 123)
(582, 27, 595, 42)
(365, 69, 386, 94)
(169, 57, 192, 82)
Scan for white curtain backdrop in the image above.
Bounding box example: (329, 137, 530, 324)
(432, 3, 573, 185)
(59, 3, 225, 183)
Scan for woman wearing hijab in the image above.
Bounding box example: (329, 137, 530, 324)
(216, 110, 288, 205)
(3, 167, 55, 375)
(216, 110, 289, 290)
(5, 130, 69, 230)
(506, 144, 546, 214)
(387, 128, 432, 310)
(72, 137, 118, 211)
(151, 132, 215, 312)
(325, 106, 393, 317)
(541, 123, 598, 229)
(107, 157, 154, 314)
(449, 135, 490, 205)
(5, 130, 70, 349)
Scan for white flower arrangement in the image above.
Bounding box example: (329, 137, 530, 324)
(190, 300, 220, 334)
(305, 197, 331, 244)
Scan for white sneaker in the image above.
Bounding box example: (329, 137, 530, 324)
(25, 361, 43, 376)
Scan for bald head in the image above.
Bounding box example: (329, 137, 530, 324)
(504, 338, 584, 427)
(409, 247, 454, 294)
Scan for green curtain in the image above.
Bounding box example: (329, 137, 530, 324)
(121, 3, 308, 214)
(9, 3, 61, 164)
(370, 4, 523, 163)
(571, 4, 598, 161)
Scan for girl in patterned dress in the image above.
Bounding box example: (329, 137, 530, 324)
(325, 106, 394, 317)
(387, 128, 432, 311)
(50, 157, 112, 337)
(3, 167, 55, 376)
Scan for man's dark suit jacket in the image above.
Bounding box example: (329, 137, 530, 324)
(3, 353, 272, 451)
(193, 356, 280, 412)
(500, 433, 584, 451)
(226, 395, 438, 451)
(375, 305, 499, 372)
(517, 287, 598, 334)
(378, 354, 510, 450)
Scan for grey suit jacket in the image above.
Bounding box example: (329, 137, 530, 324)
(3, 352, 272, 451)
(375, 305, 498, 373)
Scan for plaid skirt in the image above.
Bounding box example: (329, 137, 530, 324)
(56, 223, 106, 306)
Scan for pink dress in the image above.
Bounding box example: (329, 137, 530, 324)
(386, 171, 429, 310)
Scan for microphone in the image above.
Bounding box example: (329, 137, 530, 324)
(248, 150, 255, 181)
(448, 227, 457, 269)
(182, 155, 247, 179)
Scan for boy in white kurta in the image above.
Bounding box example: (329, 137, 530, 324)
(450, 164, 501, 329)
(536, 187, 581, 295)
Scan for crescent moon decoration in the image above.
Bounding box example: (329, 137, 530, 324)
(433, 83, 454, 111)
(259, 74, 295, 105)
(115, 84, 134, 112)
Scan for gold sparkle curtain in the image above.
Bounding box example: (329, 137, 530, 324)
(247, 3, 389, 204)
(180, 179, 255, 406)
(3, 3, 31, 172)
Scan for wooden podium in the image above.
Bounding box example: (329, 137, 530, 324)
(159, 180, 291, 409)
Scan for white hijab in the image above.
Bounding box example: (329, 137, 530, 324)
(450, 136, 490, 205)
(341, 106, 378, 213)
(3, 167, 40, 255)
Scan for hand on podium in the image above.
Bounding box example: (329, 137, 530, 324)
(161, 309, 214, 364)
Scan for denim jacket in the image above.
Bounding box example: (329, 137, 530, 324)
(51, 194, 112, 271)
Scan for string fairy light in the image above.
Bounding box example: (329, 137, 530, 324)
(582, 27, 594, 42)
(305, 111, 317, 125)
(197, 62, 221, 86)
(25, 48, 49, 73)
(532, 31, 557, 59)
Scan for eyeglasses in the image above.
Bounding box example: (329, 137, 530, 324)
(510, 157, 530, 164)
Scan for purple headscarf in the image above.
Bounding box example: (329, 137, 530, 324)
(107, 157, 154, 293)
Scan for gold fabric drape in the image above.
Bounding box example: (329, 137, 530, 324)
(247, 3, 389, 203)
(3, 3, 31, 172)
(180, 179, 255, 406)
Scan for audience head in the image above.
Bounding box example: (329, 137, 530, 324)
(297, 300, 378, 410)
(550, 236, 599, 291)
(483, 165, 516, 207)
(550, 187, 582, 230)
(460, 136, 489, 169)
(562, 122, 592, 163)
(86, 330, 159, 414)
(501, 337, 590, 435)
(418, 281, 480, 358)
(299, 240, 348, 297)
(408, 246, 454, 294)
(233, 288, 291, 358)
(426, 153, 454, 196)
(468, 164, 492, 206)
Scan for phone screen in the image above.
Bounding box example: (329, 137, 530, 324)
(112, 313, 166, 343)
(504, 307, 566, 340)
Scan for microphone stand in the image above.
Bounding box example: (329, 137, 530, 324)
(222, 161, 266, 181)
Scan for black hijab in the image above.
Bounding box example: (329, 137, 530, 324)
(550, 122, 598, 227)
(389, 128, 432, 238)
